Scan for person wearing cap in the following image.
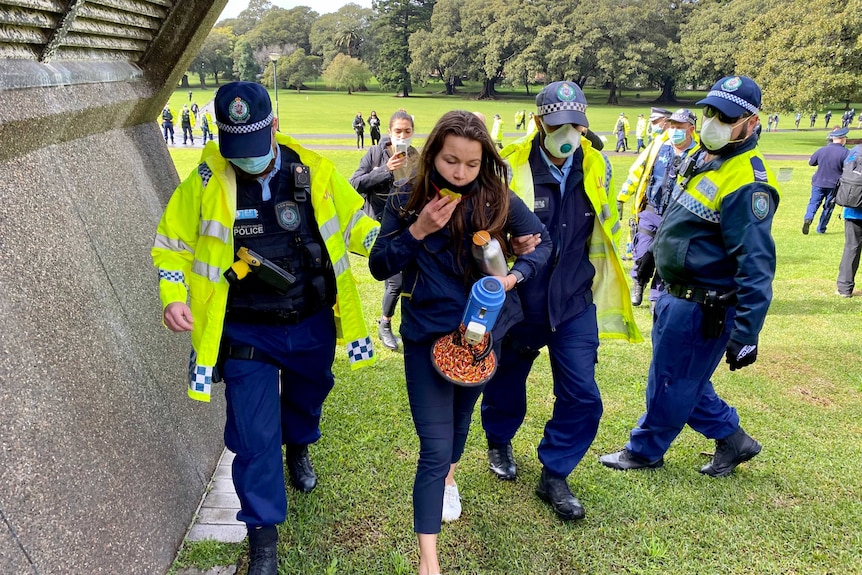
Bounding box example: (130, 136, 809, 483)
(646, 107, 672, 145)
(613, 112, 630, 152)
(159, 104, 175, 144)
(152, 81, 380, 574)
(616, 108, 700, 310)
(180, 104, 195, 145)
(600, 75, 780, 478)
(480, 80, 641, 522)
(491, 113, 504, 149)
(803, 127, 850, 235)
(635, 113, 648, 153)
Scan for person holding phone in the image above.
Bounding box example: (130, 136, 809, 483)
(350, 110, 418, 350)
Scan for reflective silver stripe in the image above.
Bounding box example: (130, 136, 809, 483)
(332, 253, 349, 276)
(154, 233, 194, 255)
(192, 260, 223, 282)
(343, 210, 364, 245)
(200, 219, 231, 243)
(610, 221, 620, 235)
(319, 215, 340, 242)
(600, 203, 611, 222)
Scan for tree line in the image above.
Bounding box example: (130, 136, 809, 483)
(192, 0, 862, 111)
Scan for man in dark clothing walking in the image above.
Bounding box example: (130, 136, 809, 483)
(802, 127, 850, 234)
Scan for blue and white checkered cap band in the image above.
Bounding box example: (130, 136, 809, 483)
(537, 101, 587, 116)
(705, 90, 759, 114)
(216, 112, 274, 134)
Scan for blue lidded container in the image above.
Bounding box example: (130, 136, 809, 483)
(461, 277, 506, 345)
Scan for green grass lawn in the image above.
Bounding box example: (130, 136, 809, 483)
(167, 91, 862, 574)
(167, 81, 860, 157)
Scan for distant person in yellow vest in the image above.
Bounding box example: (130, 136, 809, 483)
(515, 108, 526, 130)
(491, 114, 504, 149)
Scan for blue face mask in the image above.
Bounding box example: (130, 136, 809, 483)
(668, 128, 687, 145)
(230, 148, 274, 175)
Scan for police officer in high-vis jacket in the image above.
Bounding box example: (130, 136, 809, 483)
(480, 81, 642, 521)
(152, 82, 379, 575)
(600, 75, 779, 478)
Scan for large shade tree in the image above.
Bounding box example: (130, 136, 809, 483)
(371, 0, 435, 96)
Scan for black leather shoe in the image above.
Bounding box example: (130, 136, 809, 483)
(535, 468, 585, 521)
(377, 319, 399, 350)
(802, 219, 811, 235)
(487, 442, 517, 480)
(247, 526, 278, 575)
(631, 281, 644, 306)
(286, 445, 317, 493)
(599, 449, 664, 471)
(700, 427, 761, 477)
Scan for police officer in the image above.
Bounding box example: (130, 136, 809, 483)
(802, 127, 850, 235)
(161, 104, 174, 144)
(152, 82, 379, 575)
(181, 104, 195, 145)
(600, 75, 779, 477)
(617, 108, 699, 311)
(480, 81, 641, 521)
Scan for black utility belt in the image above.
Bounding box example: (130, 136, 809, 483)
(225, 304, 324, 325)
(666, 284, 737, 307)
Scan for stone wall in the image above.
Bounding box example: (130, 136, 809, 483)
(0, 1, 229, 573)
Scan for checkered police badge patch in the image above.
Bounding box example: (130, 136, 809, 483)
(275, 201, 301, 231)
(752, 191, 769, 220)
(722, 76, 743, 92)
(229, 97, 251, 123)
(557, 83, 577, 102)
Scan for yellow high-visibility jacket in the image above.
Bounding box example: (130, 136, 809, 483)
(152, 133, 380, 401)
(501, 134, 642, 342)
(617, 131, 701, 221)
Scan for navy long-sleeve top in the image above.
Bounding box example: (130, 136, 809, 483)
(369, 187, 551, 344)
(810, 142, 850, 188)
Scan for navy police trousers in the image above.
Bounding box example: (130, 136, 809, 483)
(481, 304, 601, 478)
(221, 307, 336, 527)
(626, 293, 739, 461)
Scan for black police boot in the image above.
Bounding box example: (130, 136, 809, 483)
(377, 319, 399, 351)
(487, 441, 517, 480)
(802, 219, 812, 235)
(599, 449, 664, 471)
(631, 282, 644, 306)
(535, 468, 585, 521)
(247, 525, 278, 575)
(286, 444, 318, 493)
(699, 427, 761, 477)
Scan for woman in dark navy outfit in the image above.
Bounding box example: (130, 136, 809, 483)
(369, 110, 551, 575)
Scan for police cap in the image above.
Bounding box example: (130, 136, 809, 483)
(214, 81, 274, 159)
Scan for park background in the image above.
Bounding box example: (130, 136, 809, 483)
(167, 88, 862, 575)
(166, 0, 862, 573)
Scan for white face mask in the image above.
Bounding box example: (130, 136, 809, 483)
(541, 121, 581, 158)
(700, 116, 748, 152)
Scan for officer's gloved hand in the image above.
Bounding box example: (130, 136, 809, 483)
(726, 339, 757, 371)
(616, 200, 624, 219)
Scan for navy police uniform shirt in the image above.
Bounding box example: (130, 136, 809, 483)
(654, 136, 779, 344)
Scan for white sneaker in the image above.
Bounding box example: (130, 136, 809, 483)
(441, 482, 461, 522)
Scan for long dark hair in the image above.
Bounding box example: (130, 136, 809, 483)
(402, 110, 511, 280)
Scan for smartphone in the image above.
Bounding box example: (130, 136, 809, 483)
(395, 142, 409, 155)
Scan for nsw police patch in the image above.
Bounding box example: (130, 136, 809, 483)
(752, 191, 770, 220)
(275, 201, 301, 231)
